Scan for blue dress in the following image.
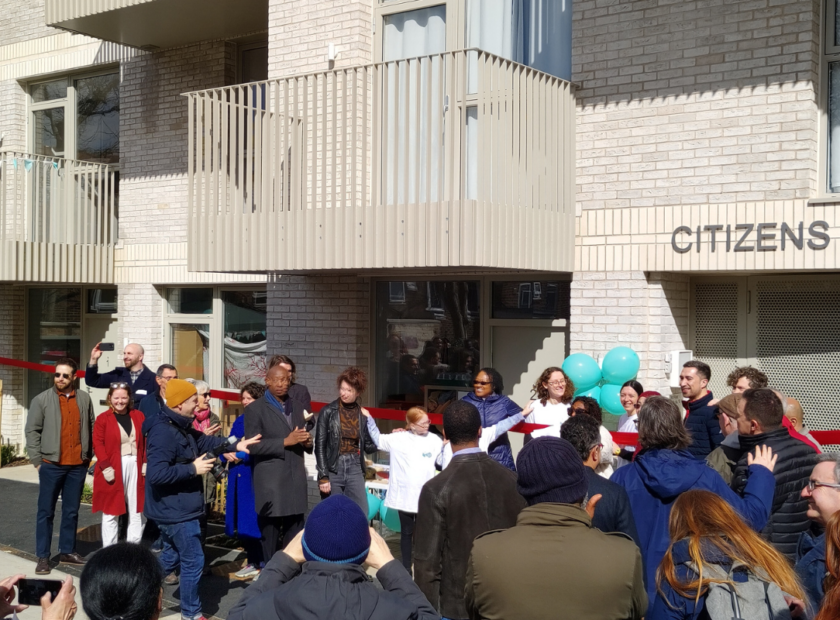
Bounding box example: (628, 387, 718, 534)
(225, 415, 261, 540)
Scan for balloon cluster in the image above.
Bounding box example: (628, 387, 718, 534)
(561, 347, 641, 416)
(367, 491, 401, 532)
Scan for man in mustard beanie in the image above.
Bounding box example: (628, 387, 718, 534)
(144, 378, 261, 620)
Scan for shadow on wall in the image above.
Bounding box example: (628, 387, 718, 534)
(571, 0, 818, 109)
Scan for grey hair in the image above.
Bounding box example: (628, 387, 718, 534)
(816, 453, 840, 483)
(186, 378, 210, 394)
(155, 363, 177, 378)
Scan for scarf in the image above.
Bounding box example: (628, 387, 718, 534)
(192, 407, 213, 433)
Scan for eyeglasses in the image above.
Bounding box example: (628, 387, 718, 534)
(110, 382, 130, 389)
(807, 480, 840, 492)
(199, 392, 211, 398)
(54, 372, 73, 379)
(473, 380, 492, 386)
(546, 381, 566, 388)
(571, 407, 587, 415)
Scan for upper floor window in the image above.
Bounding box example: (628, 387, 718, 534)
(827, 1, 840, 192)
(29, 71, 120, 164)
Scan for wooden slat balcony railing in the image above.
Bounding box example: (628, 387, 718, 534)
(0, 152, 117, 283)
(185, 49, 575, 273)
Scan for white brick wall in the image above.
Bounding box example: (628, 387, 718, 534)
(268, 0, 373, 78)
(0, 286, 26, 453)
(117, 283, 164, 372)
(266, 274, 370, 403)
(574, 0, 821, 210)
(569, 271, 690, 396)
(0, 0, 59, 47)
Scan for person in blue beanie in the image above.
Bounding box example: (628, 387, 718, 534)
(611, 395, 778, 617)
(228, 495, 440, 620)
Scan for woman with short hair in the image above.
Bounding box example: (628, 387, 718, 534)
(461, 368, 521, 471)
(81, 542, 164, 620)
(652, 489, 806, 620)
(611, 396, 779, 615)
(315, 367, 378, 514)
(92, 384, 147, 546)
(364, 406, 443, 571)
(225, 382, 266, 581)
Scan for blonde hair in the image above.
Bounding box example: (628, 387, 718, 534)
(406, 406, 428, 429)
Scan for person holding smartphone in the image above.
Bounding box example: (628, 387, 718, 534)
(0, 574, 78, 620)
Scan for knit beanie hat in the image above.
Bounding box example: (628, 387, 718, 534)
(516, 437, 589, 506)
(165, 379, 197, 409)
(302, 495, 371, 564)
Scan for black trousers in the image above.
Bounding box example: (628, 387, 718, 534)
(258, 514, 304, 563)
(397, 510, 417, 572)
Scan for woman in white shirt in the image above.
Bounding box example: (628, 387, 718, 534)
(615, 380, 644, 467)
(364, 407, 442, 572)
(522, 366, 574, 439)
(568, 396, 615, 478)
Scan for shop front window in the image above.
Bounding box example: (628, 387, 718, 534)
(223, 291, 267, 388)
(491, 280, 570, 319)
(375, 280, 480, 413)
(27, 289, 82, 404)
(170, 323, 210, 382)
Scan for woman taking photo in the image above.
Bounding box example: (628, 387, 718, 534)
(652, 489, 806, 620)
(523, 367, 574, 439)
(461, 368, 521, 471)
(364, 406, 443, 571)
(315, 367, 378, 515)
(569, 395, 615, 478)
(92, 383, 146, 546)
(225, 382, 265, 581)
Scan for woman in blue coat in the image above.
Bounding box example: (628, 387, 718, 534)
(461, 368, 521, 471)
(611, 396, 778, 615)
(225, 383, 265, 581)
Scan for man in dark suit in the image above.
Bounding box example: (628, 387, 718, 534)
(86, 342, 158, 404)
(561, 415, 640, 548)
(245, 365, 313, 562)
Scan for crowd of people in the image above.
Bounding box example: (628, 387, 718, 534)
(8, 342, 840, 620)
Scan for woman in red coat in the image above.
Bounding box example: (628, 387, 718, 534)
(92, 383, 146, 546)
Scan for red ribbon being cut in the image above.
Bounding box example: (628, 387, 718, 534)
(3, 357, 839, 443)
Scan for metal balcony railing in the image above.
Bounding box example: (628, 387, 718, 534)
(0, 152, 118, 282)
(185, 49, 575, 273)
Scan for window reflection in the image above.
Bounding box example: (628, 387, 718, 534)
(27, 288, 82, 405)
(491, 280, 570, 319)
(375, 281, 480, 411)
(76, 74, 120, 164)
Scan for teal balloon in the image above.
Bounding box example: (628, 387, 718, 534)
(379, 503, 402, 532)
(601, 347, 640, 384)
(599, 383, 625, 415)
(574, 385, 601, 401)
(562, 353, 602, 391)
(367, 492, 382, 522)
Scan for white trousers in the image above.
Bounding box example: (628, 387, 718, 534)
(101, 454, 146, 547)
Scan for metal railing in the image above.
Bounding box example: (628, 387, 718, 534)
(0, 151, 118, 246)
(185, 49, 575, 272)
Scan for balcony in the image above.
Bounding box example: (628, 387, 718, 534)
(185, 49, 576, 274)
(0, 152, 117, 283)
(45, 0, 268, 50)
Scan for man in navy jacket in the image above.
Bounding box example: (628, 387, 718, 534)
(86, 342, 158, 403)
(680, 360, 723, 459)
(561, 415, 640, 547)
(144, 379, 260, 620)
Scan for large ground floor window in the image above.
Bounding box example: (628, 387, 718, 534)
(164, 287, 267, 390)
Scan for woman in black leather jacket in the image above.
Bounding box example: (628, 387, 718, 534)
(315, 367, 378, 514)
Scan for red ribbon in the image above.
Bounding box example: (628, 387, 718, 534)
(3, 358, 838, 442)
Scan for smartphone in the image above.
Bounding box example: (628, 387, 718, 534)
(18, 579, 63, 606)
(99, 342, 115, 351)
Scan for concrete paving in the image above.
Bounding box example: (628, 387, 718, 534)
(0, 549, 90, 620)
